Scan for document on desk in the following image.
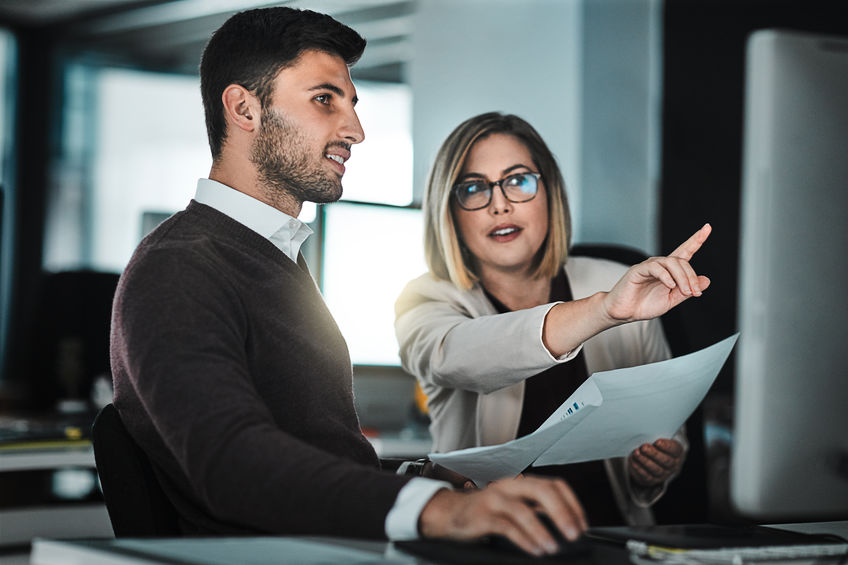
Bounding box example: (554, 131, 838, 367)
(429, 333, 738, 486)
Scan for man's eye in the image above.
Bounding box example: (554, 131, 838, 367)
(315, 94, 331, 105)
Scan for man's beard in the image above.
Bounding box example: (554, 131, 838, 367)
(250, 108, 344, 206)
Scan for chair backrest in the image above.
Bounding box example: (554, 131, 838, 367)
(570, 243, 692, 356)
(569, 243, 708, 524)
(92, 403, 181, 537)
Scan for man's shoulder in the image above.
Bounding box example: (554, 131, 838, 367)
(120, 208, 240, 295)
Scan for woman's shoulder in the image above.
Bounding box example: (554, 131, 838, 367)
(566, 254, 633, 277)
(565, 255, 632, 297)
(396, 272, 490, 316)
(400, 271, 459, 294)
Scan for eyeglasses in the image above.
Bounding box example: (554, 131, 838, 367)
(452, 172, 542, 211)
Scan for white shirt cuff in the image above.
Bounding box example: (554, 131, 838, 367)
(539, 302, 584, 362)
(384, 477, 451, 540)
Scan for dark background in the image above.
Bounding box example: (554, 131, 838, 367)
(0, 0, 846, 524)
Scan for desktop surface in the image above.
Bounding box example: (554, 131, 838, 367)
(28, 536, 624, 565)
(27, 522, 848, 565)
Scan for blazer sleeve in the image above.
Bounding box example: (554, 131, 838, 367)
(395, 273, 580, 395)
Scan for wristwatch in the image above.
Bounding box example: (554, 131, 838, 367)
(396, 458, 429, 476)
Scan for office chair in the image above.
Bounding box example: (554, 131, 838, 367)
(570, 243, 708, 524)
(92, 403, 182, 537)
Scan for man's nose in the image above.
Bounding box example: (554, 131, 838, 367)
(341, 107, 364, 145)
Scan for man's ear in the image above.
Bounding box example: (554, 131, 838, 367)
(221, 84, 259, 133)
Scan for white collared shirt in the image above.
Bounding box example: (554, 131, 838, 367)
(194, 178, 312, 261)
(192, 178, 449, 539)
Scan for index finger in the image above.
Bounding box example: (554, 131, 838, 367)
(530, 479, 588, 539)
(499, 477, 587, 539)
(653, 438, 684, 457)
(669, 223, 712, 261)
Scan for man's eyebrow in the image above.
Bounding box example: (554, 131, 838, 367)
(309, 82, 357, 105)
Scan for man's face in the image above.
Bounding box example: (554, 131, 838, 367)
(251, 49, 364, 207)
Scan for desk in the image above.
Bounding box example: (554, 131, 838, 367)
(0, 444, 94, 473)
(27, 536, 629, 565)
(0, 444, 113, 548)
(26, 522, 848, 565)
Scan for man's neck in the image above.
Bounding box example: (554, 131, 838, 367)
(209, 159, 302, 218)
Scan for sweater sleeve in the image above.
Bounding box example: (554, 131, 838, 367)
(111, 247, 412, 538)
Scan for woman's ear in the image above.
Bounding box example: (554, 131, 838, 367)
(221, 84, 259, 133)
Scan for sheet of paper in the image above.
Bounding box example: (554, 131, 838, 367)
(429, 399, 596, 487)
(534, 333, 738, 466)
(428, 334, 738, 484)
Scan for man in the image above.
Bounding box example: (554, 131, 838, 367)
(110, 7, 586, 556)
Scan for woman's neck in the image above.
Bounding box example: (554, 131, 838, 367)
(479, 268, 552, 311)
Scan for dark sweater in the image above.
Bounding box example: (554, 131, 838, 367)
(110, 200, 411, 538)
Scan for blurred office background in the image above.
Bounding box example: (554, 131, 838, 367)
(0, 0, 845, 549)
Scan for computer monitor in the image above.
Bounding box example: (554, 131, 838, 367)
(732, 29, 848, 521)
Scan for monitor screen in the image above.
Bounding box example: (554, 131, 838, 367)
(321, 202, 425, 366)
(732, 29, 848, 521)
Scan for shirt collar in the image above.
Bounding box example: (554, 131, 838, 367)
(194, 178, 313, 262)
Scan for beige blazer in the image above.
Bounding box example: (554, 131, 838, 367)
(395, 256, 687, 525)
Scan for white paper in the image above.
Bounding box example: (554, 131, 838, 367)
(429, 334, 738, 485)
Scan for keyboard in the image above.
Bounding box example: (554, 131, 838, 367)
(627, 539, 848, 564)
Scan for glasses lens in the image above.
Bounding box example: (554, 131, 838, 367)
(502, 173, 538, 202)
(455, 181, 490, 210)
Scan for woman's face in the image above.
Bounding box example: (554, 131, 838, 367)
(452, 133, 549, 280)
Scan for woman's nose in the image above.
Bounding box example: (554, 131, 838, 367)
(489, 185, 512, 215)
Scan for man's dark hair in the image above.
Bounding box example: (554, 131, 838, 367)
(200, 7, 366, 160)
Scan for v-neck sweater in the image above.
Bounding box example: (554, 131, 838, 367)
(111, 201, 411, 538)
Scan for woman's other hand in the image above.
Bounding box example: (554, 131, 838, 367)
(627, 438, 685, 487)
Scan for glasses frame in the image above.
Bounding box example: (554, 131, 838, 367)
(452, 172, 542, 211)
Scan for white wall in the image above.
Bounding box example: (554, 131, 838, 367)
(410, 0, 662, 253)
(580, 0, 662, 253)
(410, 0, 583, 233)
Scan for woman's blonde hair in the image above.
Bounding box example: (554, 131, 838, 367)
(423, 112, 572, 289)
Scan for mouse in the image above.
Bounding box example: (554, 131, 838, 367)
(486, 512, 593, 558)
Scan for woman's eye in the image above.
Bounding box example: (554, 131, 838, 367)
(504, 174, 525, 187)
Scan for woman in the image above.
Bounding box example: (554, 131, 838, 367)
(395, 112, 711, 526)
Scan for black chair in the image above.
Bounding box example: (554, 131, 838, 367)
(92, 403, 181, 536)
(570, 243, 708, 524)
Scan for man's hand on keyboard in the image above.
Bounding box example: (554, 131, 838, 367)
(418, 475, 588, 557)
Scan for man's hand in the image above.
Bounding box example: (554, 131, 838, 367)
(628, 438, 685, 488)
(418, 476, 588, 556)
(603, 224, 712, 323)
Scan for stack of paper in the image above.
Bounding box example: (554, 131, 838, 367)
(429, 334, 739, 486)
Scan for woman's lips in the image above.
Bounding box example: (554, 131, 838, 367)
(488, 225, 522, 242)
